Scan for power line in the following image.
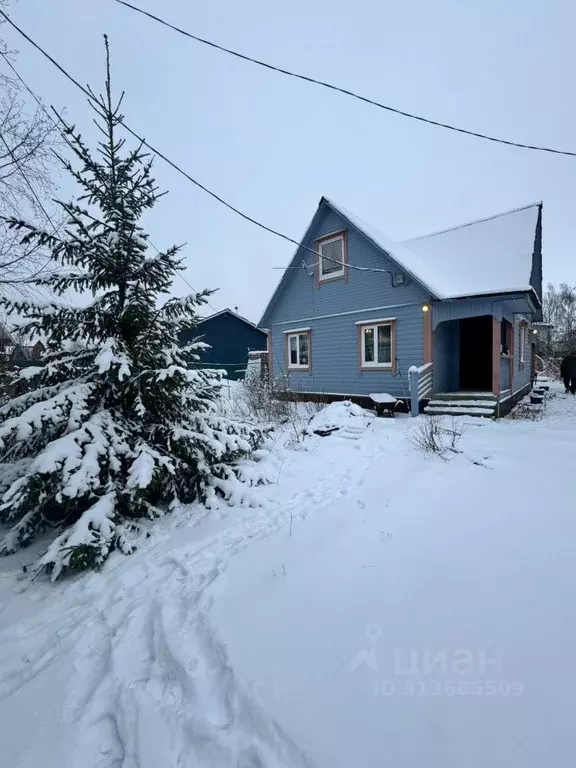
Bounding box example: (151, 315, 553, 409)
(0, 10, 399, 280)
(116, 0, 576, 159)
(0, 49, 62, 133)
(147, 236, 219, 311)
(0, 47, 215, 308)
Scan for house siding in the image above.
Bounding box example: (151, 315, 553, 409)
(271, 305, 425, 397)
(500, 357, 511, 392)
(433, 320, 459, 392)
(267, 206, 430, 325)
(529, 205, 543, 322)
(512, 316, 533, 392)
(179, 312, 267, 380)
(266, 205, 430, 397)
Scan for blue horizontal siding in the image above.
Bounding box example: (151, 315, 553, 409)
(513, 316, 532, 391)
(271, 305, 425, 397)
(500, 357, 511, 392)
(268, 206, 429, 326)
(265, 205, 429, 396)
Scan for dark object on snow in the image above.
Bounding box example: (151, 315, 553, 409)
(374, 401, 397, 418)
(313, 426, 340, 437)
(530, 393, 544, 404)
(560, 352, 576, 394)
(369, 393, 398, 418)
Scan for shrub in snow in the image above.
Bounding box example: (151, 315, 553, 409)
(0, 45, 267, 578)
(407, 416, 465, 457)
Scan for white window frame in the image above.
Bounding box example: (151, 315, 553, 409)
(360, 322, 394, 369)
(519, 323, 526, 363)
(286, 331, 310, 370)
(318, 233, 345, 282)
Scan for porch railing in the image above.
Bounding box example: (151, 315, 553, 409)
(409, 362, 434, 417)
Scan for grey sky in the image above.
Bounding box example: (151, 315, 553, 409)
(5, 0, 576, 322)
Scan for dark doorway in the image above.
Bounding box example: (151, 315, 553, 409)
(459, 316, 493, 391)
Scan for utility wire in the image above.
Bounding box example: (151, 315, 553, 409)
(0, 9, 398, 280)
(116, 0, 576, 159)
(1, 47, 216, 308)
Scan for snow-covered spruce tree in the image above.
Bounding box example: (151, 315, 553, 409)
(0, 42, 267, 578)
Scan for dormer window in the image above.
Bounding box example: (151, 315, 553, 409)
(317, 231, 347, 283)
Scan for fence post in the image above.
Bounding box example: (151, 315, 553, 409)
(409, 366, 419, 417)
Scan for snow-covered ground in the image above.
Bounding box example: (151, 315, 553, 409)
(1, 386, 575, 767)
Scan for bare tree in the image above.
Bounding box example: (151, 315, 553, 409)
(542, 282, 576, 358)
(0, 0, 61, 316)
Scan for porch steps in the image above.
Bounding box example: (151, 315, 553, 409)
(424, 392, 497, 418)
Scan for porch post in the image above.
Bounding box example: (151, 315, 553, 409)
(423, 305, 433, 364)
(409, 366, 419, 417)
(492, 318, 501, 396)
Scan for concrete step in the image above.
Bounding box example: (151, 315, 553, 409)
(432, 391, 497, 402)
(425, 395, 497, 418)
(424, 405, 496, 417)
(427, 398, 497, 409)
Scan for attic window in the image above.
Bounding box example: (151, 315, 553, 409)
(317, 231, 347, 282)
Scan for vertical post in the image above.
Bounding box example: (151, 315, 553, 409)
(409, 366, 419, 417)
(492, 318, 501, 396)
(265, 328, 272, 382)
(423, 305, 433, 364)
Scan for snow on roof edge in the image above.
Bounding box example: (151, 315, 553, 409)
(198, 308, 265, 331)
(440, 285, 538, 302)
(403, 201, 542, 244)
(323, 198, 446, 299)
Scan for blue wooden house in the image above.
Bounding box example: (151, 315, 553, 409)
(180, 308, 268, 380)
(259, 198, 542, 417)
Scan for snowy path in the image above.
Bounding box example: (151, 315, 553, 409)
(0, 414, 386, 768)
(1, 390, 576, 767)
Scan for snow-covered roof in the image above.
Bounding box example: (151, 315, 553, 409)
(259, 198, 542, 328)
(323, 199, 447, 297)
(402, 202, 541, 300)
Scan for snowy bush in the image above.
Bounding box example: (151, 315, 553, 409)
(306, 401, 374, 439)
(0, 48, 268, 578)
(407, 416, 465, 457)
(232, 373, 297, 426)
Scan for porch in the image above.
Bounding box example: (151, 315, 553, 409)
(420, 294, 537, 417)
(433, 315, 505, 395)
(431, 294, 535, 396)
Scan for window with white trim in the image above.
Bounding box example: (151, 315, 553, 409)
(361, 323, 393, 368)
(287, 331, 310, 369)
(519, 323, 526, 363)
(318, 233, 345, 280)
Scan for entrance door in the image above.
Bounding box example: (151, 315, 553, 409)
(459, 316, 493, 391)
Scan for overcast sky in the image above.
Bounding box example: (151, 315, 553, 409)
(5, 0, 576, 321)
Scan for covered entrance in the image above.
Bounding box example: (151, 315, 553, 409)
(434, 315, 494, 394)
(459, 316, 493, 391)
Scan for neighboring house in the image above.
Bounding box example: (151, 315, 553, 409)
(0, 320, 44, 368)
(179, 308, 268, 381)
(260, 197, 543, 417)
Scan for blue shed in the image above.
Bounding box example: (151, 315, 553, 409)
(180, 308, 268, 380)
